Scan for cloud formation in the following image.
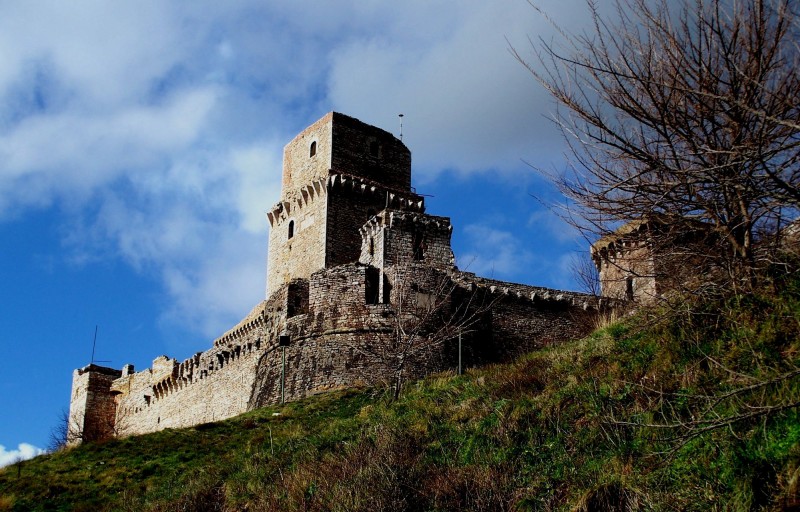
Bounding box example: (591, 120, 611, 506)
(0, 443, 44, 468)
(459, 223, 536, 279)
(0, 1, 592, 341)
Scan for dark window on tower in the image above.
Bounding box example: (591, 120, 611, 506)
(413, 231, 425, 260)
(310, 141, 317, 157)
(287, 281, 308, 317)
(365, 267, 380, 304)
(288, 220, 295, 239)
(369, 237, 375, 256)
(625, 276, 634, 301)
(383, 274, 392, 303)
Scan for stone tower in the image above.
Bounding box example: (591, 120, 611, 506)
(67, 112, 604, 444)
(68, 364, 123, 444)
(266, 112, 425, 294)
(591, 216, 714, 302)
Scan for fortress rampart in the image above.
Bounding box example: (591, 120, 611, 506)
(69, 113, 608, 442)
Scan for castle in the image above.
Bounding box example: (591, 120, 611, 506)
(69, 113, 609, 443)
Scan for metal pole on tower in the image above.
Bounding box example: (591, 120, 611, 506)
(90, 325, 98, 364)
(398, 114, 404, 141)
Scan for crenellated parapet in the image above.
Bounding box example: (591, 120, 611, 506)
(107, 282, 303, 432)
(451, 272, 610, 311)
(359, 209, 455, 270)
(266, 177, 329, 228)
(267, 172, 425, 229)
(69, 112, 613, 444)
(591, 216, 715, 302)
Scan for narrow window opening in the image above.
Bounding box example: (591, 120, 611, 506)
(287, 281, 308, 317)
(625, 276, 634, 301)
(382, 274, 392, 303)
(365, 267, 380, 305)
(369, 237, 375, 256)
(309, 141, 317, 157)
(288, 220, 295, 240)
(413, 231, 425, 260)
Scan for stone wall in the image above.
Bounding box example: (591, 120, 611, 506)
(266, 112, 425, 295)
(593, 241, 657, 302)
(449, 273, 601, 362)
(330, 113, 412, 191)
(266, 176, 328, 295)
(70, 112, 609, 443)
(108, 290, 292, 436)
(360, 209, 455, 270)
(72, 263, 597, 435)
(69, 365, 122, 444)
(99, 256, 603, 439)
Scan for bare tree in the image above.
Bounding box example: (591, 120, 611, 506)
(359, 262, 496, 399)
(47, 408, 70, 452)
(48, 407, 84, 451)
(569, 250, 601, 296)
(514, 0, 800, 287)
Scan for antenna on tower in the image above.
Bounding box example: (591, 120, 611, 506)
(89, 325, 111, 365)
(90, 325, 98, 364)
(398, 114, 404, 141)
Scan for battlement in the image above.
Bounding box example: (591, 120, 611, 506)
(266, 113, 424, 294)
(451, 273, 608, 311)
(591, 217, 715, 302)
(359, 209, 455, 271)
(69, 112, 610, 444)
(266, 173, 424, 229)
(281, 112, 411, 197)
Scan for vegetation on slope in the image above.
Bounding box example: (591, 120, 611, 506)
(2, 272, 799, 511)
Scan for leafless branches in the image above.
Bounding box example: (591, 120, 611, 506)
(607, 365, 800, 454)
(48, 408, 84, 451)
(515, 0, 800, 284)
(569, 250, 601, 295)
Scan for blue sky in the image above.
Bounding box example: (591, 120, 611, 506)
(0, 0, 597, 463)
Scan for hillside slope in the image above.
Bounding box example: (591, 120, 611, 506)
(2, 274, 799, 511)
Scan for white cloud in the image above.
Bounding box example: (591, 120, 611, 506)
(0, 0, 599, 341)
(158, 230, 267, 343)
(0, 443, 44, 468)
(229, 142, 283, 234)
(527, 209, 581, 243)
(458, 223, 536, 279)
(326, 0, 594, 180)
(0, 2, 184, 107)
(0, 88, 217, 183)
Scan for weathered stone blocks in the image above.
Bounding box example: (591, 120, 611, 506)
(68, 112, 604, 443)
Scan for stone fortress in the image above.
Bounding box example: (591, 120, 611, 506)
(70, 112, 632, 444)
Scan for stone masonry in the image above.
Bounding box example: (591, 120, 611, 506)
(590, 216, 717, 303)
(69, 112, 606, 442)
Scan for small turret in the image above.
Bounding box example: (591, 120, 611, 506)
(68, 364, 122, 444)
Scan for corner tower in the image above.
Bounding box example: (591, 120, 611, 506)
(266, 112, 425, 294)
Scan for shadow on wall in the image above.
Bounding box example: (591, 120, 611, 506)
(248, 349, 280, 410)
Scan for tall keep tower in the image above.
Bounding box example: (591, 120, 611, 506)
(266, 112, 425, 294)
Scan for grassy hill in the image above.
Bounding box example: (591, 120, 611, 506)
(2, 273, 799, 511)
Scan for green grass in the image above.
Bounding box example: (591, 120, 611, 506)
(2, 273, 800, 511)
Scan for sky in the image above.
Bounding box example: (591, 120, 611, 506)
(0, 0, 599, 462)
